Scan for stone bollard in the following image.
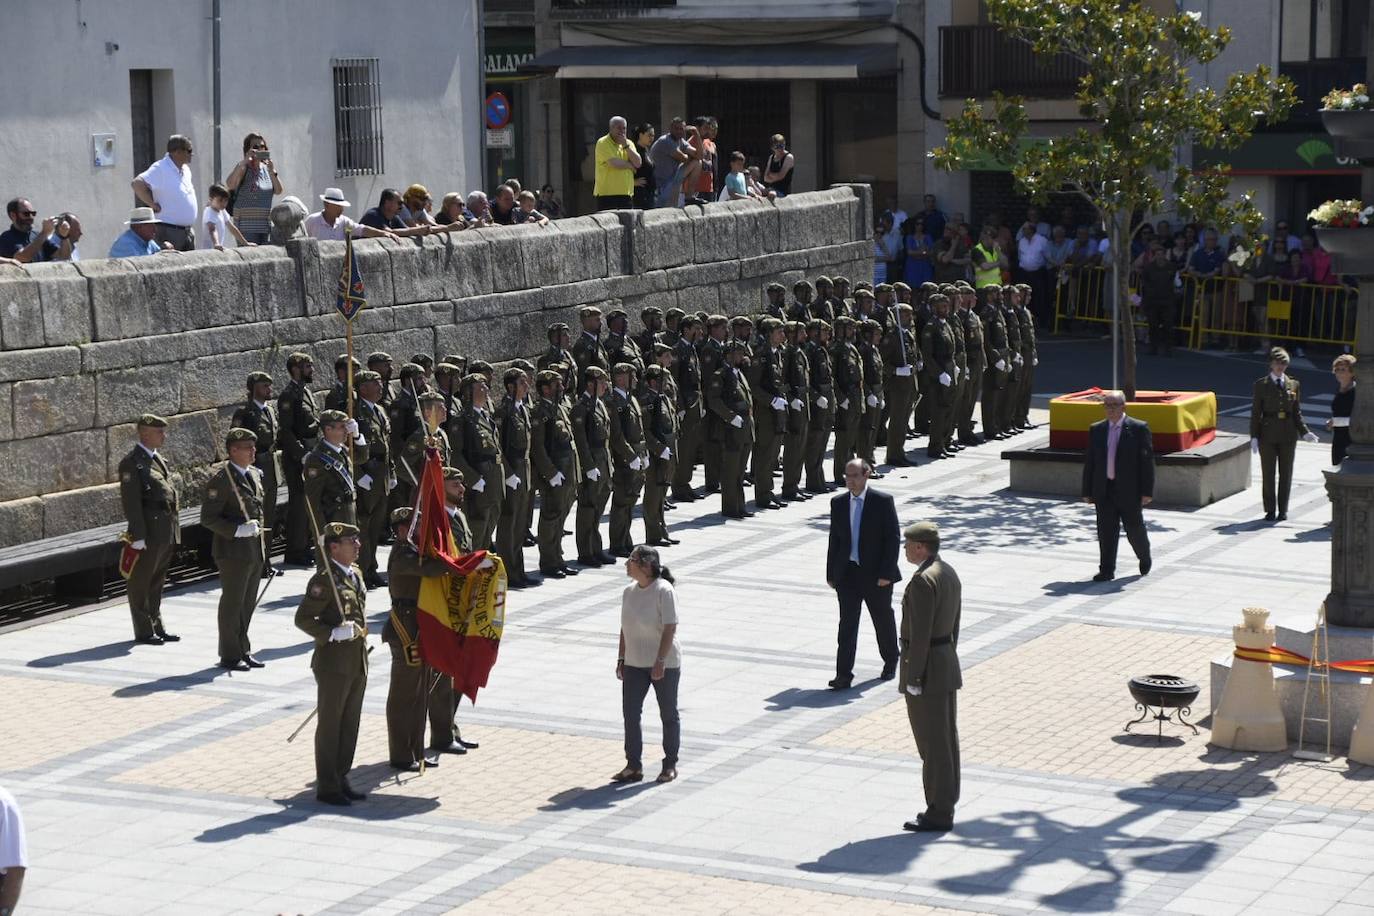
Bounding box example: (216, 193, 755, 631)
(1212, 607, 1288, 751)
(1349, 681, 1374, 765)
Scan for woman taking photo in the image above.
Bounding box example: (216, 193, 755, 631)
(613, 544, 681, 785)
(224, 132, 282, 244)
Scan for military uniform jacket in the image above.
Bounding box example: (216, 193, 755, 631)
(920, 317, 957, 380)
(532, 397, 581, 485)
(859, 341, 884, 398)
(831, 341, 864, 415)
(388, 389, 422, 457)
(900, 556, 963, 695)
(640, 387, 679, 463)
(961, 308, 986, 370)
(1251, 375, 1311, 444)
(294, 562, 368, 675)
(784, 343, 811, 427)
(304, 441, 356, 523)
(672, 338, 703, 412)
(698, 338, 725, 392)
(382, 543, 452, 656)
(750, 346, 787, 420)
(572, 331, 608, 376)
(1016, 305, 1037, 362)
(230, 400, 279, 477)
(571, 392, 612, 476)
(537, 345, 578, 394)
(452, 407, 506, 493)
(786, 300, 813, 323)
(607, 388, 648, 471)
(806, 339, 835, 409)
(812, 298, 837, 325)
(978, 305, 1011, 371)
(353, 398, 392, 488)
(1002, 306, 1024, 378)
(119, 446, 181, 546)
(496, 397, 532, 476)
(398, 428, 449, 490)
(706, 365, 755, 449)
(606, 333, 645, 376)
(634, 328, 661, 360)
(950, 311, 968, 377)
(277, 379, 319, 466)
(199, 461, 266, 562)
(323, 380, 350, 413)
(881, 326, 919, 380)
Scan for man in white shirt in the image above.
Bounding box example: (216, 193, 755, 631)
(1016, 222, 1053, 327)
(0, 785, 26, 914)
(132, 134, 199, 251)
(304, 188, 398, 242)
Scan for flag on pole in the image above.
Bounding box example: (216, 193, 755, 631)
(413, 447, 507, 702)
(335, 229, 368, 321)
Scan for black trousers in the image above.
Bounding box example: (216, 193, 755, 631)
(1094, 482, 1151, 575)
(834, 563, 898, 680)
(595, 195, 633, 211)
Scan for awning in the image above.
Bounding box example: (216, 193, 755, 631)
(518, 43, 897, 80)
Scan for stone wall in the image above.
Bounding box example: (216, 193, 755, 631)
(0, 186, 874, 547)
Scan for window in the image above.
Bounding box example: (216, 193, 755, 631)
(332, 58, 384, 176)
(821, 78, 897, 205)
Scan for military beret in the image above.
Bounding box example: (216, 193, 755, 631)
(441, 354, 467, 369)
(955, 280, 974, 291)
(409, 353, 435, 369)
(874, 283, 894, 294)
(920, 281, 940, 292)
(137, 413, 169, 428)
(897, 302, 916, 312)
(938, 283, 960, 295)
(246, 371, 272, 386)
(459, 373, 488, 391)
(903, 521, 940, 547)
(442, 466, 465, 481)
(579, 305, 602, 318)
(323, 521, 360, 543)
(725, 340, 750, 354)
(833, 276, 851, 286)
(611, 362, 637, 377)
(434, 362, 462, 377)
(640, 305, 663, 318)
(855, 288, 875, 300)
(815, 275, 833, 286)
(366, 351, 393, 365)
(605, 307, 628, 321)
(861, 318, 883, 332)
(808, 319, 833, 332)
(652, 342, 674, 355)
(854, 281, 873, 292)
(225, 427, 256, 446)
(286, 352, 313, 369)
(469, 360, 494, 375)
(793, 280, 814, 292)
(730, 315, 754, 326)
(318, 409, 349, 425)
(765, 282, 786, 294)
(679, 314, 702, 328)
(785, 320, 806, 333)
(398, 362, 425, 379)
(511, 358, 535, 373)
(925, 294, 948, 307)
(535, 369, 562, 386)
(643, 364, 666, 380)
(665, 307, 687, 320)
(390, 507, 415, 526)
(892, 281, 912, 293)
(706, 315, 729, 328)
(1270, 346, 1291, 363)
(355, 370, 382, 384)
(418, 390, 447, 406)
(334, 353, 361, 370)
(1015, 282, 1031, 292)
(583, 365, 609, 382)
(696, 310, 710, 322)
(547, 322, 569, 334)
(502, 366, 526, 385)
(758, 317, 783, 332)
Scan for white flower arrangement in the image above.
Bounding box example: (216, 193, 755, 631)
(1307, 200, 1374, 228)
(1322, 84, 1372, 111)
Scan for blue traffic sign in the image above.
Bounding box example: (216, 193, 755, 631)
(485, 92, 511, 129)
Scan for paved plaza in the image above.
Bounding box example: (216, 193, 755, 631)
(5, 399, 1373, 916)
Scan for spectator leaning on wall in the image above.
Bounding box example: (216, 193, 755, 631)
(131, 134, 199, 251)
(593, 116, 642, 212)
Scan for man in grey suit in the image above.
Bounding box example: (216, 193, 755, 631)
(899, 521, 962, 833)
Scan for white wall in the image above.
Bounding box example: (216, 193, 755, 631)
(0, 0, 482, 257)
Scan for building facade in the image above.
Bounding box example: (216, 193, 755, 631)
(0, 0, 483, 258)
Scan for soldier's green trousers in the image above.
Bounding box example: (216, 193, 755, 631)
(805, 406, 836, 490)
(537, 480, 575, 570)
(575, 472, 611, 560)
(385, 639, 427, 766)
(216, 552, 263, 662)
(782, 417, 809, 496)
(643, 457, 674, 542)
(832, 404, 862, 480)
(128, 543, 174, 640)
(885, 377, 917, 463)
(609, 465, 645, 553)
(356, 483, 388, 578)
(314, 667, 366, 796)
(927, 384, 955, 456)
(958, 360, 985, 440)
(496, 472, 530, 583)
(906, 690, 960, 828)
(720, 446, 748, 516)
(674, 407, 703, 495)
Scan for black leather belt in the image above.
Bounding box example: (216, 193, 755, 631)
(930, 635, 953, 647)
(392, 600, 418, 611)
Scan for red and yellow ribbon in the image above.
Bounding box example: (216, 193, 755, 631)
(1235, 645, 1374, 675)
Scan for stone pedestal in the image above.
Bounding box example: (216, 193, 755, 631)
(1211, 608, 1288, 752)
(1349, 678, 1374, 764)
(1324, 460, 1374, 628)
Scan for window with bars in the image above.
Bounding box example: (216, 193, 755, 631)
(332, 58, 384, 177)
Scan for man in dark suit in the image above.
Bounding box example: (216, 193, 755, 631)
(826, 458, 901, 688)
(1081, 390, 1154, 582)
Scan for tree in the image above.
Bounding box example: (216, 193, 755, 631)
(931, 0, 1295, 398)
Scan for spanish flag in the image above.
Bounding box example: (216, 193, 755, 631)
(413, 446, 508, 702)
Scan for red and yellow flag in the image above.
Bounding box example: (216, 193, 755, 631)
(412, 446, 507, 701)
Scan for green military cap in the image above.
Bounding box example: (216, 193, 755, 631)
(643, 364, 666, 380)
(706, 314, 729, 328)
(398, 362, 425, 379)
(579, 305, 602, 318)
(807, 318, 833, 332)
(955, 280, 974, 291)
(725, 340, 750, 354)
(535, 369, 562, 386)
(547, 321, 569, 335)
(652, 342, 674, 355)
(665, 307, 686, 320)
(323, 521, 360, 543)
(502, 366, 526, 385)
(833, 315, 855, 328)
(854, 288, 875, 300)
(924, 295, 946, 308)
(606, 307, 628, 321)
(861, 318, 883, 332)
(469, 359, 494, 375)
(679, 314, 702, 328)
(366, 351, 393, 365)
(792, 279, 814, 293)
(286, 352, 313, 369)
(611, 361, 637, 377)
(854, 281, 873, 292)
(695, 310, 710, 322)
(833, 275, 851, 286)
(459, 372, 488, 392)
(246, 370, 272, 386)
(318, 409, 349, 426)
(874, 283, 894, 294)
(892, 281, 912, 294)
(938, 283, 960, 295)
(442, 466, 465, 481)
(815, 275, 833, 287)
(225, 427, 256, 446)
(137, 413, 169, 428)
(410, 353, 435, 369)
(511, 358, 535, 373)
(335, 353, 361, 370)
(903, 520, 940, 547)
(730, 315, 754, 326)
(441, 354, 466, 369)
(640, 305, 663, 318)
(355, 370, 382, 384)
(434, 362, 462, 377)
(390, 507, 415, 525)
(765, 282, 785, 293)
(758, 317, 783, 332)
(417, 390, 447, 407)
(583, 365, 610, 382)
(920, 281, 939, 292)
(785, 320, 806, 334)
(1270, 346, 1291, 363)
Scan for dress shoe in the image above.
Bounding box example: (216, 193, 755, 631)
(135, 634, 165, 646)
(387, 760, 436, 773)
(245, 656, 265, 669)
(959, 435, 984, 446)
(887, 457, 913, 467)
(611, 766, 644, 783)
(942, 449, 958, 459)
(926, 451, 944, 460)
(1092, 571, 1114, 582)
(316, 792, 351, 806)
(828, 676, 853, 690)
(880, 665, 897, 681)
(902, 814, 951, 833)
(1139, 558, 1152, 577)
(433, 741, 468, 755)
(1277, 512, 1287, 522)
(722, 511, 747, 520)
(649, 537, 681, 546)
(153, 627, 180, 642)
(664, 500, 677, 511)
(1264, 511, 1276, 521)
(757, 499, 785, 510)
(364, 572, 387, 589)
(456, 734, 479, 750)
(576, 555, 603, 567)
(950, 442, 965, 451)
(220, 658, 251, 672)
(598, 551, 617, 564)
(559, 565, 580, 576)
(508, 577, 531, 589)
(540, 566, 567, 579)
(342, 782, 367, 801)
(868, 471, 884, 480)
(704, 484, 720, 494)
(262, 564, 281, 578)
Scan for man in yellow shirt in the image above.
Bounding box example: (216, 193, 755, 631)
(594, 116, 642, 211)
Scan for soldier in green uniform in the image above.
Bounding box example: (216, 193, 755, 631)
(435, 467, 482, 755)
(977, 286, 1012, 440)
(410, 352, 435, 384)
(1251, 347, 1319, 521)
(804, 319, 837, 493)
(857, 319, 886, 473)
(997, 284, 1025, 436)
(495, 367, 533, 587)
(230, 371, 279, 572)
(635, 305, 664, 357)
(201, 427, 268, 670)
(451, 374, 506, 550)
(955, 283, 986, 445)
(606, 362, 648, 555)
(921, 294, 959, 460)
(572, 366, 614, 565)
(899, 521, 963, 833)
(834, 276, 854, 317)
(432, 362, 461, 437)
(661, 307, 686, 351)
(749, 317, 788, 510)
(366, 351, 396, 409)
(323, 354, 362, 412)
(294, 521, 369, 806)
(119, 414, 181, 644)
(830, 316, 865, 484)
(781, 320, 812, 501)
(763, 282, 787, 320)
(278, 353, 320, 565)
(537, 323, 578, 398)
(353, 371, 393, 588)
(670, 316, 704, 502)
(304, 411, 359, 543)
(1012, 283, 1039, 431)
(812, 276, 837, 324)
(396, 392, 451, 511)
(572, 306, 608, 376)
(707, 340, 755, 519)
(531, 369, 581, 578)
(788, 280, 815, 322)
(639, 364, 680, 545)
(605, 308, 645, 376)
(388, 362, 427, 515)
(882, 304, 920, 466)
(697, 315, 729, 493)
(944, 285, 969, 452)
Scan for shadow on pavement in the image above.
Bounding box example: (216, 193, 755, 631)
(1042, 576, 1138, 597)
(765, 677, 885, 711)
(1287, 524, 1332, 544)
(112, 665, 224, 697)
(27, 641, 133, 668)
(540, 780, 655, 812)
(196, 781, 441, 842)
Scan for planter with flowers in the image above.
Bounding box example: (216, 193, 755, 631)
(1321, 84, 1374, 138)
(1310, 200, 1374, 267)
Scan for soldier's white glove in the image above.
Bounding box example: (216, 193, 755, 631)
(995, 359, 1008, 372)
(879, 398, 887, 409)
(472, 478, 486, 493)
(906, 684, 923, 697)
(677, 410, 686, 421)
(660, 447, 672, 460)
(790, 398, 804, 410)
(586, 467, 602, 482)
(770, 396, 787, 410)
(839, 399, 850, 410)
(353, 433, 367, 447)
(477, 557, 495, 571)
(1033, 357, 1039, 366)
(816, 396, 829, 409)
(387, 472, 397, 490)
(866, 394, 879, 407)
(939, 372, 952, 387)
(329, 625, 354, 642)
(1303, 432, 1320, 444)
(895, 366, 912, 377)
(916, 359, 925, 372)
(345, 418, 359, 436)
(550, 471, 565, 488)
(1250, 437, 1260, 454)
(505, 474, 521, 489)
(1013, 354, 1024, 365)
(131, 539, 147, 551)
(357, 473, 373, 491)
(234, 521, 261, 538)
(730, 415, 744, 428)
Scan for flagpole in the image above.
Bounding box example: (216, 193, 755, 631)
(346, 316, 356, 470)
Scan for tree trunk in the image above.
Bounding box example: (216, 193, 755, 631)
(1113, 210, 1138, 399)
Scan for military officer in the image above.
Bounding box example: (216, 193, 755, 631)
(1251, 347, 1319, 521)
(278, 352, 320, 565)
(432, 362, 463, 444)
(945, 285, 969, 452)
(698, 315, 730, 493)
(409, 352, 435, 383)
(468, 360, 495, 384)
(996, 285, 1026, 436)
(921, 294, 959, 460)
(639, 364, 680, 545)
(606, 362, 648, 555)
(899, 521, 963, 833)
(750, 317, 788, 510)
(857, 319, 886, 473)
(1012, 283, 1039, 431)
(452, 374, 506, 549)
(882, 304, 920, 466)
(571, 366, 614, 565)
(635, 305, 664, 357)
(293, 521, 369, 806)
(955, 283, 986, 445)
(661, 307, 686, 350)
(201, 427, 268, 670)
(763, 282, 787, 320)
(833, 276, 854, 316)
(830, 315, 865, 484)
(230, 371, 280, 572)
(813, 276, 838, 324)
(353, 371, 393, 588)
(572, 305, 608, 376)
(780, 320, 812, 501)
(537, 322, 578, 397)
(366, 351, 396, 409)
(531, 369, 581, 578)
(436, 467, 482, 755)
(304, 411, 360, 541)
(495, 367, 533, 587)
(324, 354, 362, 412)
(388, 363, 427, 512)
(397, 391, 452, 506)
(978, 286, 1013, 440)
(119, 414, 181, 645)
(804, 319, 837, 493)
(707, 340, 755, 519)
(604, 308, 645, 377)
(670, 316, 704, 502)
(788, 280, 815, 322)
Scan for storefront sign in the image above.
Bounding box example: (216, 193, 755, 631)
(1194, 133, 1361, 175)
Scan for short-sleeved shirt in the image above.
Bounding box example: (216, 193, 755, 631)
(0, 226, 36, 258)
(724, 170, 749, 199)
(108, 229, 161, 258)
(620, 577, 681, 668)
(650, 134, 688, 185)
(198, 206, 233, 249)
(593, 133, 636, 198)
(697, 138, 717, 194)
(304, 212, 360, 241)
(136, 154, 199, 227)
(360, 207, 407, 232)
(490, 203, 517, 225)
(1189, 246, 1226, 275)
(0, 786, 28, 873)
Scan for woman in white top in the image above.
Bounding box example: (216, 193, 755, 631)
(614, 544, 682, 785)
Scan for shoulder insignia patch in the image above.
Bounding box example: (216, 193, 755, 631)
(310, 584, 324, 597)
(207, 488, 219, 499)
(121, 472, 133, 482)
(307, 467, 320, 478)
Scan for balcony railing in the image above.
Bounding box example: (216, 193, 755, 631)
(939, 25, 1087, 99)
(549, 0, 676, 17)
(1278, 58, 1368, 126)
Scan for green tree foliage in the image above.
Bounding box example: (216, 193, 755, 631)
(932, 0, 1295, 396)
